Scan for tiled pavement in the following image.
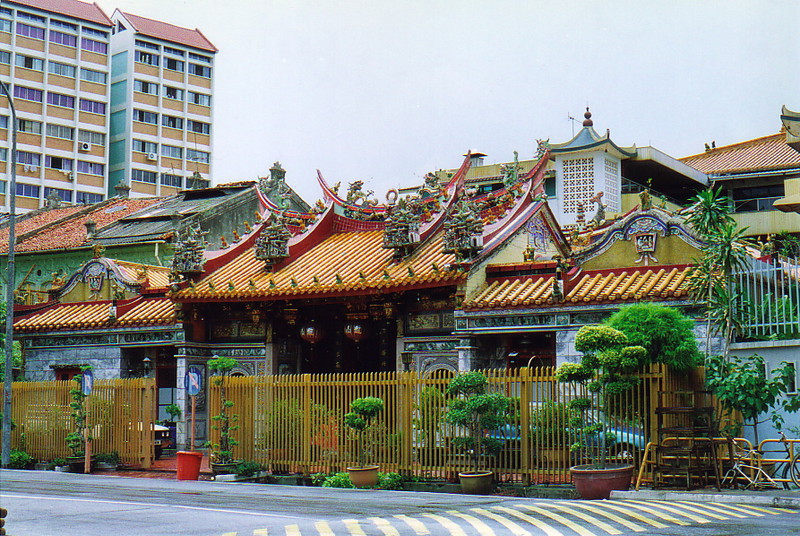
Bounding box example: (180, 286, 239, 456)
(99, 452, 214, 480)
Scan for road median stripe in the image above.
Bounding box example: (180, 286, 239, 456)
(314, 521, 334, 536)
(285, 525, 301, 536)
(619, 501, 708, 524)
(342, 519, 366, 536)
(673, 501, 748, 518)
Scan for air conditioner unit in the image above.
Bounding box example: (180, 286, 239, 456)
(23, 164, 37, 173)
(66, 172, 75, 182)
(79, 142, 91, 152)
(146, 152, 158, 161)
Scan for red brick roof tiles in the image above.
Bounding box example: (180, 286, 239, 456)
(9, 0, 112, 26)
(121, 11, 217, 52)
(0, 205, 86, 252)
(2, 197, 164, 254)
(681, 133, 800, 175)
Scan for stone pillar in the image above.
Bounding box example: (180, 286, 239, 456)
(455, 338, 478, 371)
(174, 349, 188, 450)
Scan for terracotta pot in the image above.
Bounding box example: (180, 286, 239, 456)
(347, 465, 379, 487)
(570, 463, 634, 500)
(458, 471, 494, 494)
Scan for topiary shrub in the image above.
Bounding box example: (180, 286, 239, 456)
(343, 396, 384, 468)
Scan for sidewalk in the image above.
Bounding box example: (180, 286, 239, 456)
(105, 452, 214, 480)
(611, 487, 800, 510)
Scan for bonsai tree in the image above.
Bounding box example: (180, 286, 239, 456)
(206, 356, 239, 465)
(444, 371, 512, 474)
(164, 403, 182, 423)
(706, 353, 800, 444)
(65, 367, 93, 458)
(343, 396, 384, 468)
(555, 326, 647, 467)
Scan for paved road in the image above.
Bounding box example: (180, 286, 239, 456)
(2, 469, 799, 536)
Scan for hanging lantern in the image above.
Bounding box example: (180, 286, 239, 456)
(300, 323, 323, 344)
(344, 322, 367, 343)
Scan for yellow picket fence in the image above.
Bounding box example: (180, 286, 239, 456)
(209, 364, 702, 483)
(10, 378, 156, 468)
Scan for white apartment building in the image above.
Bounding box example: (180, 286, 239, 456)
(1, 0, 113, 213)
(0, 0, 217, 213)
(109, 10, 216, 199)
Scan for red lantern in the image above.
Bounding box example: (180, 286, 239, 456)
(344, 322, 367, 343)
(300, 323, 323, 344)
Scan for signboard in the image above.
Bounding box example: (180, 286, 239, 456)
(81, 369, 94, 396)
(184, 366, 203, 396)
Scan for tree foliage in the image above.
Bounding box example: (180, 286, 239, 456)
(344, 396, 384, 468)
(606, 304, 701, 371)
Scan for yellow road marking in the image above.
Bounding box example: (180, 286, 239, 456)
(673, 501, 748, 518)
(253, 530, 269, 536)
(493, 506, 566, 536)
(707, 503, 768, 516)
(285, 526, 301, 536)
(314, 521, 334, 536)
(422, 513, 468, 536)
(549, 501, 648, 532)
(520, 503, 621, 535)
(585, 501, 674, 527)
(716, 503, 792, 515)
(649, 501, 728, 521)
(447, 510, 497, 536)
(620, 500, 709, 524)
(393, 514, 430, 535)
(221, 533, 237, 536)
(342, 519, 366, 535)
(471, 507, 532, 536)
(368, 517, 401, 536)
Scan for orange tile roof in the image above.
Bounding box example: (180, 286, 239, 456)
(14, 297, 175, 332)
(681, 133, 800, 175)
(113, 260, 171, 290)
(0, 205, 87, 252)
(9, 0, 113, 26)
(177, 230, 463, 301)
(464, 266, 692, 310)
(7, 197, 164, 254)
(121, 11, 217, 52)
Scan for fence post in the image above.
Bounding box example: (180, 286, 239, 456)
(519, 367, 531, 485)
(301, 374, 312, 475)
(140, 378, 155, 469)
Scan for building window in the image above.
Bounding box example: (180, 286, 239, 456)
(46, 123, 74, 140)
(78, 130, 105, 145)
(0, 51, 9, 64)
(17, 151, 41, 166)
(163, 86, 183, 100)
(18, 119, 42, 135)
(0, 19, 10, 33)
(79, 98, 106, 115)
(44, 187, 73, 203)
(133, 109, 158, 124)
(134, 80, 159, 95)
(188, 92, 211, 106)
(49, 61, 76, 78)
(732, 184, 785, 213)
(163, 46, 184, 57)
(51, 20, 77, 32)
(135, 39, 159, 51)
(135, 50, 159, 66)
(13, 86, 43, 102)
(188, 63, 211, 78)
(77, 161, 104, 175)
(81, 37, 107, 54)
(164, 57, 184, 72)
(76, 191, 103, 204)
(49, 29, 77, 47)
(16, 183, 40, 198)
(161, 144, 183, 159)
(132, 139, 157, 154)
(15, 54, 44, 71)
(187, 149, 210, 164)
(0, 116, 7, 129)
(160, 173, 183, 188)
(82, 27, 108, 39)
(603, 158, 620, 212)
(131, 169, 157, 184)
(18, 11, 46, 23)
(0, 148, 6, 161)
(45, 155, 73, 171)
(188, 52, 212, 63)
(16, 22, 45, 40)
(187, 120, 210, 135)
(47, 92, 76, 109)
(162, 115, 183, 130)
(80, 68, 107, 84)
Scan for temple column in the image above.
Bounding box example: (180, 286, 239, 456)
(455, 337, 478, 371)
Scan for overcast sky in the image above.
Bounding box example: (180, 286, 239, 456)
(96, 0, 799, 203)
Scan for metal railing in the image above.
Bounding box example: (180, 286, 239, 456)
(734, 254, 800, 339)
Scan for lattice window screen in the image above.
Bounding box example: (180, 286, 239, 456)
(604, 158, 620, 211)
(562, 157, 594, 213)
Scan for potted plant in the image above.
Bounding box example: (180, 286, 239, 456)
(52, 458, 69, 472)
(206, 356, 241, 475)
(65, 367, 94, 472)
(555, 325, 647, 499)
(94, 451, 120, 471)
(444, 371, 512, 494)
(343, 396, 384, 487)
(162, 402, 182, 453)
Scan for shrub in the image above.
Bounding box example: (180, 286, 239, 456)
(95, 451, 120, 465)
(9, 450, 33, 469)
(234, 461, 266, 477)
(376, 472, 405, 490)
(344, 396, 384, 468)
(321, 472, 354, 488)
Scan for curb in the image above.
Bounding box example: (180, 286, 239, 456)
(610, 490, 800, 510)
